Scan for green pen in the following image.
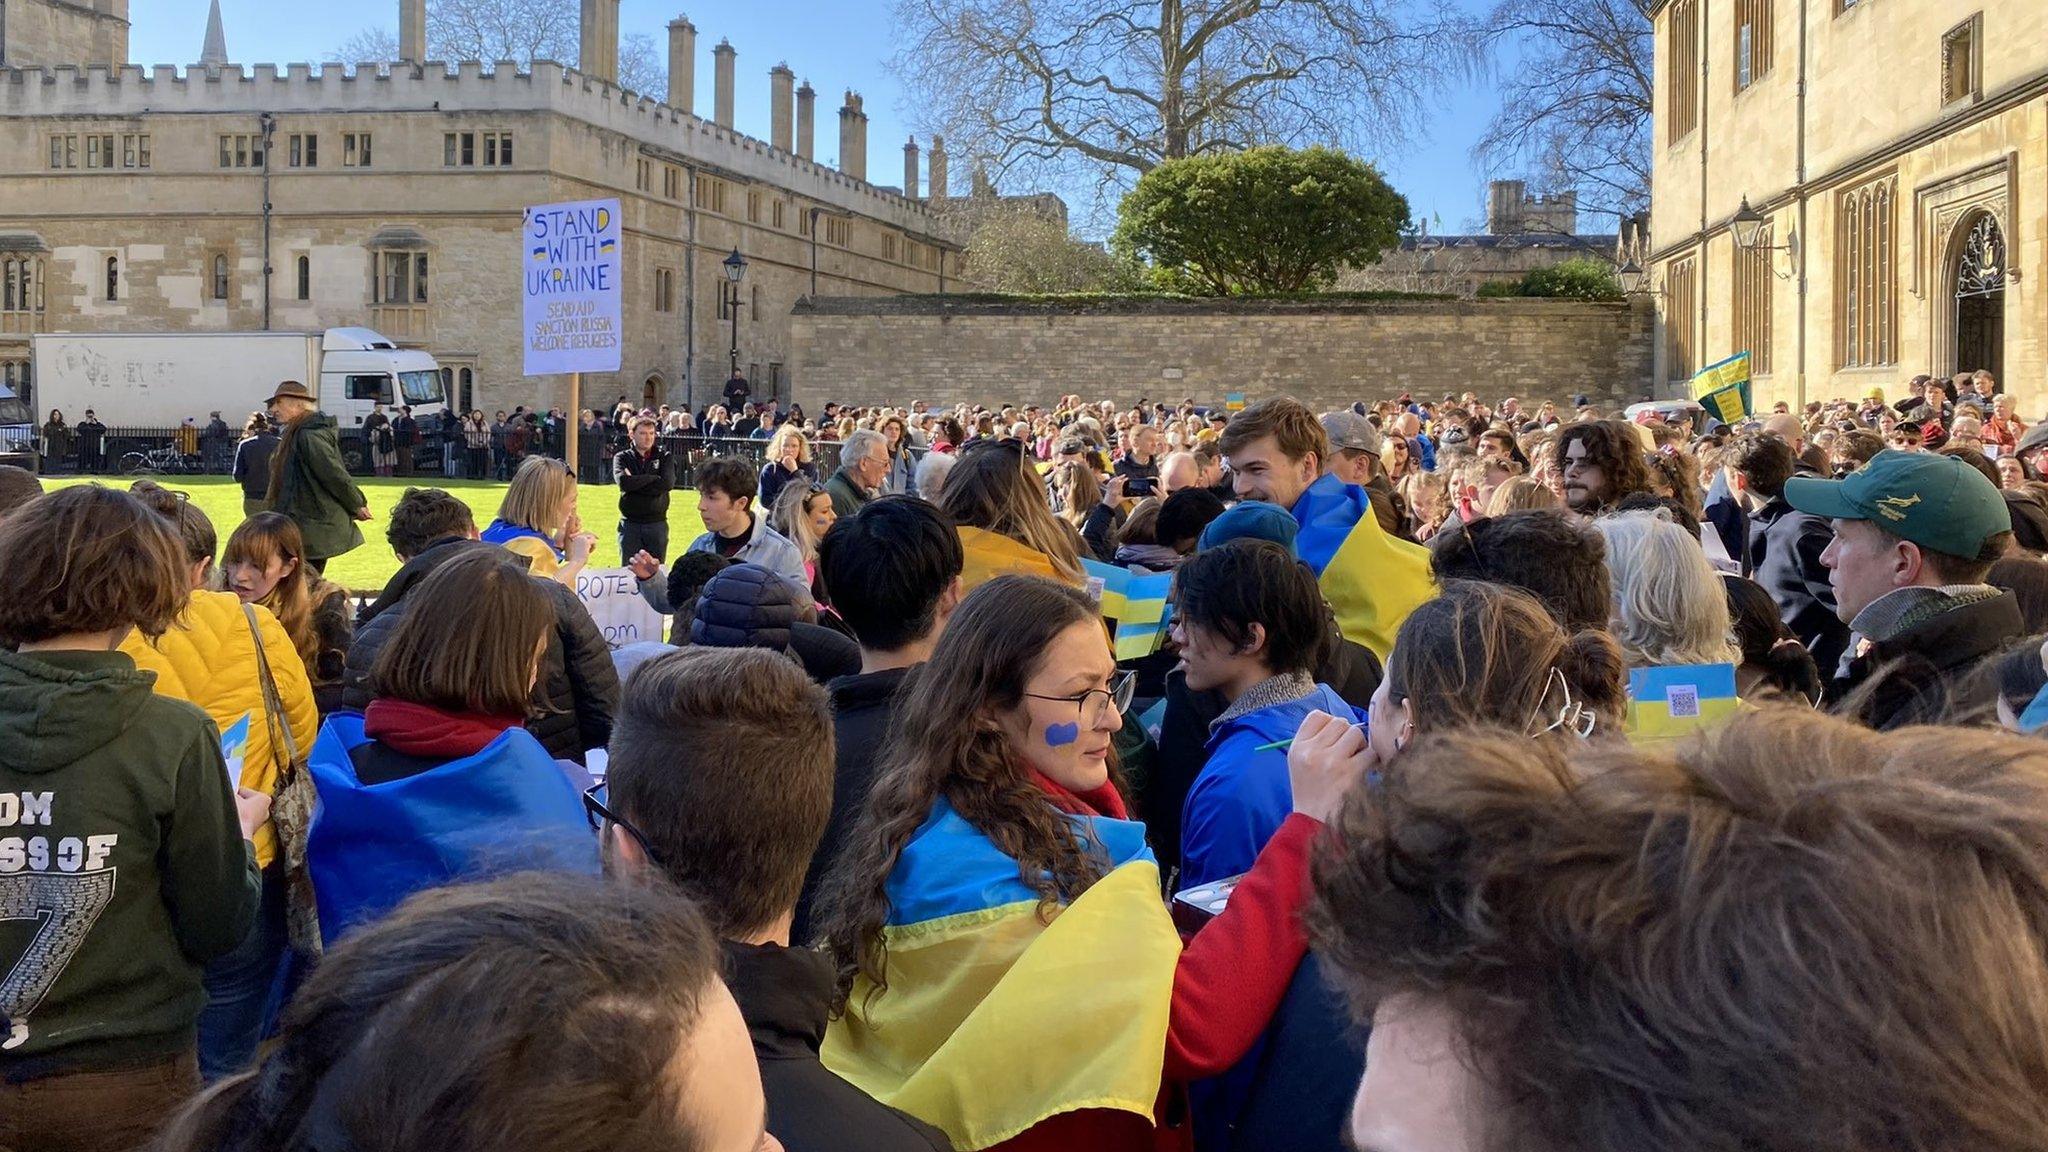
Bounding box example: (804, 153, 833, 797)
(1252, 719, 1366, 753)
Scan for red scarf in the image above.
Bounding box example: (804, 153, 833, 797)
(363, 699, 524, 759)
(1030, 769, 1129, 821)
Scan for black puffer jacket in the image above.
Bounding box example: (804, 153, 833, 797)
(690, 564, 860, 684)
(342, 538, 621, 763)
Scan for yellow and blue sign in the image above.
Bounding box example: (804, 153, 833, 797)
(1625, 663, 1740, 743)
(1111, 572, 1174, 660)
(522, 198, 623, 376)
(1692, 351, 1753, 425)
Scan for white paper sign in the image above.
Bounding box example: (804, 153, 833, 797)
(574, 567, 669, 650)
(522, 198, 624, 376)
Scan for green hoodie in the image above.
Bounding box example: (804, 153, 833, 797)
(0, 647, 258, 1078)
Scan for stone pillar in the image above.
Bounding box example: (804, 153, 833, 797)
(903, 137, 920, 198)
(770, 64, 795, 152)
(928, 136, 948, 201)
(795, 81, 816, 159)
(579, 0, 619, 83)
(838, 92, 866, 180)
(712, 40, 736, 128)
(667, 17, 695, 112)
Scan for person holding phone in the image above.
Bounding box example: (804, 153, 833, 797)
(1116, 423, 1165, 498)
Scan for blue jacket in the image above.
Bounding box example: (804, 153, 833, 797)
(1181, 682, 1367, 1148)
(1179, 683, 1363, 889)
(306, 714, 598, 943)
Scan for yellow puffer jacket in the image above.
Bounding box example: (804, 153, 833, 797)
(122, 589, 319, 869)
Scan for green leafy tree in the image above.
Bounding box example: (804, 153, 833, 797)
(1483, 258, 1623, 301)
(1112, 147, 1408, 295)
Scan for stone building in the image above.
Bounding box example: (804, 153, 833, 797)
(0, 0, 967, 421)
(1345, 180, 1621, 298)
(1647, 0, 2044, 407)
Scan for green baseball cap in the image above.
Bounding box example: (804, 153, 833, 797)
(1784, 448, 2011, 557)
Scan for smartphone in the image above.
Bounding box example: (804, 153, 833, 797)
(1126, 475, 1157, 497)
(1171, 874, 1243, 935)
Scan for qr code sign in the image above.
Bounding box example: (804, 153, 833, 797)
(1666, 684, 1701, 718)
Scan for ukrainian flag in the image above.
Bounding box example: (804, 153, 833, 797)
(1082, 557, 1132, 618)
(1290, 476, 1434, 660)
(823, 800, 1180, 1150)
(1692, 351, 1754, 424)
(1112, 572, 1173, 660)
(1625, 663, 1741, 743)
(958, 526, 1062, 593)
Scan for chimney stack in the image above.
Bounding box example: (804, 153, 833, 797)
(928, 136, 949, 201)
(795, 81, 816, 159)
(903, 137, 920, 198)
(769, 65, 795, 152)
(578, 0, 620, 84)
(399, 0, 426, 63)
(667, 18, 695, 113)
(712, 39, 736, 128)
(838, 92, 867, 181)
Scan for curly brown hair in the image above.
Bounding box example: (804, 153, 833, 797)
(1553, 419, 1654, 512)
(814, 575, 1120, 1015)
(1309, 708, 2048, 1152)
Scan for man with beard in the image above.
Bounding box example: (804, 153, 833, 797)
(1553, 419, 1655, 517)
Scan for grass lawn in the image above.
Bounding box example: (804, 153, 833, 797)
(44, 475, 709, 592)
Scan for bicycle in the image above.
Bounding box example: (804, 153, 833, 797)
(119, 445, 202, 475)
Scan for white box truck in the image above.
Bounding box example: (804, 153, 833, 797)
(30, 328, 446, 433)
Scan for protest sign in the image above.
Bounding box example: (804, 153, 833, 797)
(574, 567, 668, 650)
(1692, 351, 1753, 424)
(522, 198, 623, 377)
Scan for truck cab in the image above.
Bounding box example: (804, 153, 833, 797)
(317, 327, 448, 427)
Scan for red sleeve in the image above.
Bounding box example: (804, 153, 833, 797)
(1163, 813, 1317, 1081)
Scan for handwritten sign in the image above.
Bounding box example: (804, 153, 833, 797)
(523, 198, 624, 376)
(574, 567, 669, 650)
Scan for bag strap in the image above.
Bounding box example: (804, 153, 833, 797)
(242, 602, 300, 772)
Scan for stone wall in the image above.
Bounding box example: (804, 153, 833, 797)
(790, 296, 1656, 411)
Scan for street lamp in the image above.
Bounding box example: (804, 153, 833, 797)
(1730, 197, 1769, 251)
(723, 249, 748, 387)
(1618, 257, 1649, 296)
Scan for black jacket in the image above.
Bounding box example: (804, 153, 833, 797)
(1746, 495, 1850, 675)
(724, 942, 952, 1152)
(795, 665, 913, 943)
(1144, 639, 1381, 880)
(1832, 591, 2022, 730)
(691, 563, 862, 685)
(613, 445, 673, 523)
(342, 538, 620, 762)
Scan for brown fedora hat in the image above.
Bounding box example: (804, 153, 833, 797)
(267, 380, 316, 405)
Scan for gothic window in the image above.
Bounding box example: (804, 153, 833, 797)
(1666, 255, 1698, 381)
(2, 257, 45, 314)
(211, 254, 231, 301)
(1835, 176, 1897, 369)
(1667, 0, 1699, 142)
(1941, 15, 1982, 108)
(374, 251, 429, 305)
(1956, 214, 2006, 300)
(104, 255, 118, 302)
(297, 255, 311, 301)
(1731, 227, 1774, 374)
(1735, 0, 1773, 90)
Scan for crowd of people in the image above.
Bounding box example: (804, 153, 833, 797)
(7, 363, 2048, 1152)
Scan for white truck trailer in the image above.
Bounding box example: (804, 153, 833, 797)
(30, 328, 446, 433)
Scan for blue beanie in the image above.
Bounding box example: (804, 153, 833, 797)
(1198, 501, 1298, 554)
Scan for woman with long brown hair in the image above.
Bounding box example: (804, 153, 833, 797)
(816, 575, 1366, 1152)
(305, 550, 597, 943)
(224, 512, 353, 715)
(939, 443, 1087, 589)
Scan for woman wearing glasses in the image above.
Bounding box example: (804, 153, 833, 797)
(305, 549, 596, 944)
(815, 575, 1365, 1152)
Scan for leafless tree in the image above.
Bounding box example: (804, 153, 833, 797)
(894, 0, 1477, 219)
(1475, 0, 1652, 222)
(336, 0, 665, 94)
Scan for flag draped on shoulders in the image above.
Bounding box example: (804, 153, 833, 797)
(957, 525, 1062, 594)
(822, 800, 1181, 1151)
(1289, 475, 1435, 660)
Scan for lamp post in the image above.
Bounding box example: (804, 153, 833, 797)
(1730, 197, 1768, 252)
(723, 248, 747, 385)
(1618, 258, 1649, 296)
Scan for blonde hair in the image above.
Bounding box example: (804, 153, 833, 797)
(497, 455, 577, 536)
(770, 480, 830, 563)
(766, 424, 812, 466)
(939, 447, 1086, 583)
(1594, 510, 1740, 668)
(1487, 476, 1556, 515)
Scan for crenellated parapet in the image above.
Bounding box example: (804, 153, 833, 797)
(0, 58, 960, 242)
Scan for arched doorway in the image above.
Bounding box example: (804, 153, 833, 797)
(642, 374, 663, 409)
(1952, 212, 2006, 382)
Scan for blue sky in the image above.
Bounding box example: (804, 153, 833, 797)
(133, 0, 1510, 237)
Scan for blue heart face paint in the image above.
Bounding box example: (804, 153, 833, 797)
(1044, 722, 1081, 748)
